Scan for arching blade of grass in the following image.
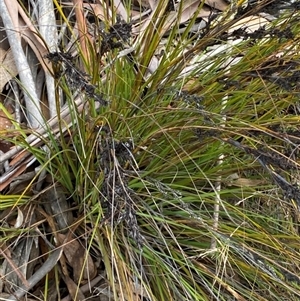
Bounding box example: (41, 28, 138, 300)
(2, 1, 300, 300)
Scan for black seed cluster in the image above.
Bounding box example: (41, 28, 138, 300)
(46, 51, 108, 106)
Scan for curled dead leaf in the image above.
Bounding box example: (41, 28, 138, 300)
(14, 207, 24, 228)
(57, 233, 97, 284)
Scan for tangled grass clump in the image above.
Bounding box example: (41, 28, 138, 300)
(1, 1, 300, 300)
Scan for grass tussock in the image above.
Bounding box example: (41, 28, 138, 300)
(1, 0, 300, 300)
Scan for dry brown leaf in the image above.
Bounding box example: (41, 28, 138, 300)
(180, 0, 208, 23)
(197, 5, 213, 19)
(205, 0, 228, 11)
(63, 274, 86, 301)
(161, 0, 203, 36)
(57, 234, 97, 284)
(0, 48, 18, 92)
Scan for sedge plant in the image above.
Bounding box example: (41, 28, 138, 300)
(1, 1, 300, 301)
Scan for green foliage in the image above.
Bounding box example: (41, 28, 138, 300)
(2, 1, 300, 300)
(40, 7, 300, 301)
